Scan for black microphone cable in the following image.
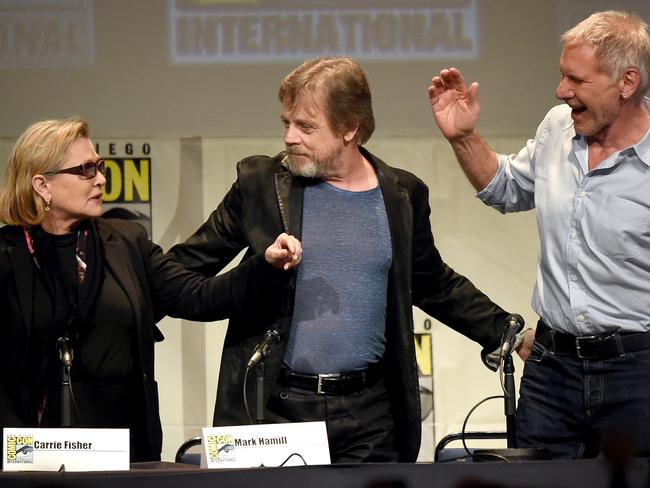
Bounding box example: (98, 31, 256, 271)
(439, 316, 525, 462)
(499, 357, 510, 399)
(278, 452, 307, 466)
(443, 319, 524, 461)
(461, 395, 510, 462)
(243, 365, 254, 424)
(437, 395, 510, 463)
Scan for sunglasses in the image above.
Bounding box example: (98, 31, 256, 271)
(44, 159, 106, 179)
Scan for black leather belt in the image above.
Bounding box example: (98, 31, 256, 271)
(536, 320, 650, 359)
(278, 363, 382, 395)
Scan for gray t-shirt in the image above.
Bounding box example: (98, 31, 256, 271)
(283, 180, 392, 374)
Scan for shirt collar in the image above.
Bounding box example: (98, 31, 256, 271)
(633, 127, 650, 167)
(633, 96, 650, 166)
(571, 96, 650, 170)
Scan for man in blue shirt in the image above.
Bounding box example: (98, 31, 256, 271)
(429, 10, 650, 458)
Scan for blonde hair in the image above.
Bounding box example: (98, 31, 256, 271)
(0, 118, 89, 226)
(278, 57, 375, 144)
(562, 10, 650, 97)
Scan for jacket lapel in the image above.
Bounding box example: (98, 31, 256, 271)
(363, 148, 413, 267)
(274, 163, 304, 239)
(7, 231, 35, 333)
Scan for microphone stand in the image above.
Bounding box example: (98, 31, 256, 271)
(247, 330, 279, 424)
(57, 338, 73, 427)
(61, 364, 72, 427)
(473, 351, 550, 462)
(503, 354, 516, 448)
(254, 360, 266, 424)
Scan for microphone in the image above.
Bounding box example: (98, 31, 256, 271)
(57, 336, 74, 367)
(247, 330, 280, 368)
(499, 314, 525, 358)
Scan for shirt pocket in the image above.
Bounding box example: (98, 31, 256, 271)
(586, 195, 650, 261)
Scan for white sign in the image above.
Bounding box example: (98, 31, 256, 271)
(202, 421, 330, 468)
(2, 428, 129, 472)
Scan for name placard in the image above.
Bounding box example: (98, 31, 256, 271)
(202, 421, 330, 468)
(2, 428, 129, 472)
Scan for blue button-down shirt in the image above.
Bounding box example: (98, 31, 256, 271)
(478, 100, 650, 335)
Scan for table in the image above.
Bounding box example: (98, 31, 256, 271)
(1, 458, 648, 488)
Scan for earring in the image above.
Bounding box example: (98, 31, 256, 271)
(45, 198, 51, 212)
(621, 93, 628, 100)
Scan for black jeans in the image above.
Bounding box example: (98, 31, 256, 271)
(266, 377, 397, 463)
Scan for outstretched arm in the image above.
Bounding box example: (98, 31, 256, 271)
(429, 67, 499, 191)
(148, 231, 301, 322)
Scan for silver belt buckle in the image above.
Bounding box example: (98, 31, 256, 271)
(575, 333, 615, 359)
(317, 373, 341, 395)
(575, 335, 597, 359)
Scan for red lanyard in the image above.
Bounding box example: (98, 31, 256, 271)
(23, 226, 88, 284)
(23, 226, 41, 270)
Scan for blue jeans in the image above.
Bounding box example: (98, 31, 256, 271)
(516, 337, 650, 458)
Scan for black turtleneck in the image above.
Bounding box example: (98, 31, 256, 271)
(33, 230, 137, 430)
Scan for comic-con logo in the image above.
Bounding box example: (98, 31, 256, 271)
(206, 434, 236, 462)
(5, 435, 34, 464)
(97, 148, 153, 236)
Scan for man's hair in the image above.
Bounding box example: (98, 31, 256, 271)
(0, 117, 89, 226)
(562, 10, 650, 97)
(278, 56, 375, 144)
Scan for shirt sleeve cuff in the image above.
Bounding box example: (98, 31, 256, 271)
(475, 154, 507, 203)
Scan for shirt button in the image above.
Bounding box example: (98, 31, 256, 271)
(577, 314, 585, 322)
(571, 231, 577, 239)
(580, 191, 587, 198)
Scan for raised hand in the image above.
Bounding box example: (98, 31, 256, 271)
(428, 67, 481, 140)
(265, 233, 302, 270)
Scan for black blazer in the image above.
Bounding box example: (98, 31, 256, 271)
(0, 218, 282, 461)
(170, 147, 509, 462)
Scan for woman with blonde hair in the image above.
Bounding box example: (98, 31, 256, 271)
(0, 118, 301, 462)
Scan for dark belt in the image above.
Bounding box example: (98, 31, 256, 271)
(536, 320, 650, 359)
(278, 363, 382, 395)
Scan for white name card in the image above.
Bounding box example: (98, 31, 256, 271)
(202, 421, 330, 468)
(2, 428, 129, 472)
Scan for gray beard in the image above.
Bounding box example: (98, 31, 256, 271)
(283, 152, 340, 179)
